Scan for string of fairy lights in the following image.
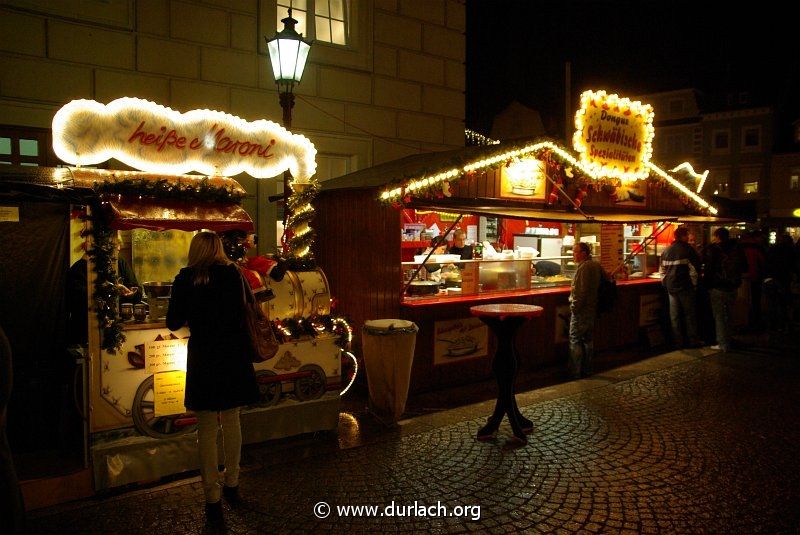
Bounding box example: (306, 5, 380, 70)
(380, 139, 718, 215)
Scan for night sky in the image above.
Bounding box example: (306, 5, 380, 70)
(466, 1, 800, 140)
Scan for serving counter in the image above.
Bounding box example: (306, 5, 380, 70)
(397, 278, 665, 393)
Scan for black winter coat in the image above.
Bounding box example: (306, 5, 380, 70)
(166, 263, 259, 411)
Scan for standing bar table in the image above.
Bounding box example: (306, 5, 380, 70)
(470, 303, 544, 445)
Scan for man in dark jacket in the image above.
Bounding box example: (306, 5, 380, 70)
(661, 226, 703, 348)
(703, 227, 746, 352)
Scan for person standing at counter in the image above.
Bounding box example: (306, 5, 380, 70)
(447, 229, 473, 260)
(66, 232, 141, 345)
(661, 226, 703, 349)
(166, 232, 259, 524)
(568, 242, 601, 379)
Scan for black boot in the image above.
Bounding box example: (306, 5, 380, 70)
(223, 485, 243, 507)
(205, 500, 223, 525)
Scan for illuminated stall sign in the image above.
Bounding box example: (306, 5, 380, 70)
(572, 90, 654, 182)
(52, 97, 317, 180)
(500, 157, 547, 200)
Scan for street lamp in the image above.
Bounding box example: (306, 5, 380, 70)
(265, 8, 312, 238)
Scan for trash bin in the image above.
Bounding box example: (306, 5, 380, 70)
(361, 319, 418, 425)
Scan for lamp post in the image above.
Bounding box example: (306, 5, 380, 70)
(265, 8, 312, 233)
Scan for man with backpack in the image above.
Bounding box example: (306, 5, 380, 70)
(661, 226, 703, 349)
(702, 227, 746, 352)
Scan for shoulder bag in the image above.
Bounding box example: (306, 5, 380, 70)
(238, 267, 280, 362)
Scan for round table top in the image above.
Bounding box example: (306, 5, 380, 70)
(470, 303, 544, 319)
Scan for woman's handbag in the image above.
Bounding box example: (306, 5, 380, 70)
(238, 268, 280, 362)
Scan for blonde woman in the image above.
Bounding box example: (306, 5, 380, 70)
(166, 231, 258, 524)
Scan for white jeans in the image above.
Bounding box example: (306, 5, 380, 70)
(195, 408, 242, 503)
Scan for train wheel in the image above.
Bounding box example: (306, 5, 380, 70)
(255, 370, 282, 407)
(294, 364, 326, 401)
(132, 375, 197, 439)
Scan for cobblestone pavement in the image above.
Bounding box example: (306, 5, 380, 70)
(28, 342, 800, 534)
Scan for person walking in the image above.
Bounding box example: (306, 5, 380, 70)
(166, 232, 259, 525)
(702, 227, 746, 353)
(568, 242, 602, 379)
(661, 226, 703, 348)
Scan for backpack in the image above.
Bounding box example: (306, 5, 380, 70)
(597, 269, 617, 313)
(716, 247, 745, 289)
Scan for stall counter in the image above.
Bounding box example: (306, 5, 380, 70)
(398, 278, 666, 394)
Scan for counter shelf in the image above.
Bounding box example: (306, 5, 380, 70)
(401, 276, 660, 307)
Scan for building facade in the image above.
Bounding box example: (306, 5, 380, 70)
(0, 0, 466, 250)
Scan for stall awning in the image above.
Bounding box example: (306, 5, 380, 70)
(411, 203, 679, 224)
(100, 195, 253, 232)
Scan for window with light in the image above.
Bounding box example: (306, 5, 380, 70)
(743, 182, 759, 194)
(278, 0, 348, 46)
(790, 170, 799, 191)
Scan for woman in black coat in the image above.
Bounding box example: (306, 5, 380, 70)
(166, 231, 258, 523)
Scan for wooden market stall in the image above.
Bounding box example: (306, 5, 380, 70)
(314, 90, 723, 395)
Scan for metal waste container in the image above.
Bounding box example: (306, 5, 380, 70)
(361, 319, 418, 424)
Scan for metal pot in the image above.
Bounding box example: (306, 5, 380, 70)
(143, 281, 172, 298)
(406, 280, 440, 296)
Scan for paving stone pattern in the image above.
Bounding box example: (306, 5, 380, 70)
(28, 349, 800, 534)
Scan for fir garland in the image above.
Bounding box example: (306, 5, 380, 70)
(84, 222, 126, 353)
(285, 180, 320, 265)
(272, 314, 352, 349)
(93, 177, 244, 203)
(381, 142, 711, 213)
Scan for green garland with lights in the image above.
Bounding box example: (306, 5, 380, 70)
(272, 314, 352, 349)
(285, 180, 320, 266)
(378, 137, 713, 213)
(84, 222, 126, 353)
(93, 177, 244, 203)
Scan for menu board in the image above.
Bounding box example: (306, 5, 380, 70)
(460, 264, 478, 294)
(599, 224, 624, 274)
(145, 338, 188, 374)
(154, 371, 187, 416)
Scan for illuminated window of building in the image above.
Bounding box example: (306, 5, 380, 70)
(315, 0, 347, 44)
(0, 137, 11, 164)
(742, 126, 761, 151)
(790, 169, 800, 191)
(0, 127, 56, 166)
(710, 168, 730, 196)
(712, 129, 730, 153)
(743, 181, 759, 194)
(277, 0, 348, 46)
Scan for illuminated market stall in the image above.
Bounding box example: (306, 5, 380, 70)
(314, 90, 723, 394)
(0, 97, 354, 503)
